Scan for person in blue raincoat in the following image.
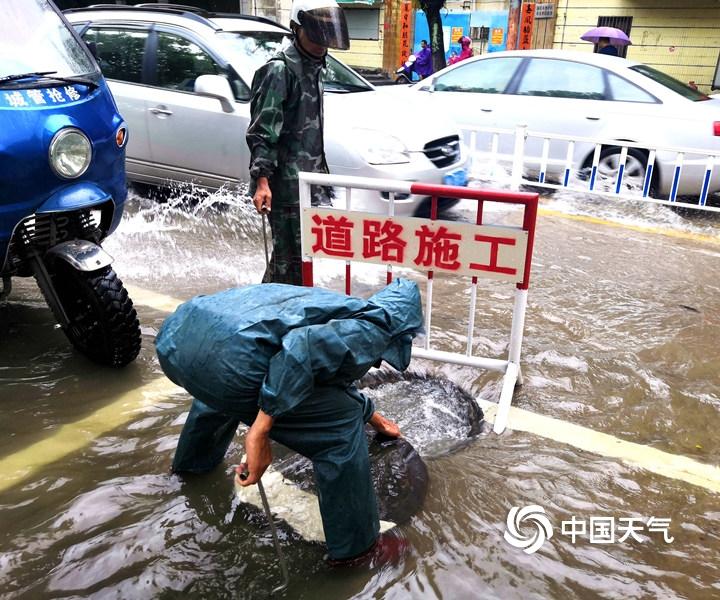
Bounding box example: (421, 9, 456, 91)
(156, 278, 424, 564)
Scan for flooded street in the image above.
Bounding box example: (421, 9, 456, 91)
(1, 184, 720, 599)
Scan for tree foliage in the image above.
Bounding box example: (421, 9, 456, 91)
(418, 0, 446, 73)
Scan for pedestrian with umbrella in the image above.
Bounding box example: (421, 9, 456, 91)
(597, 37, 619, 56)
(581, 26, 631, 57)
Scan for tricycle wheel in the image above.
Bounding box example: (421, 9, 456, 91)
(52, 263, 141, 367)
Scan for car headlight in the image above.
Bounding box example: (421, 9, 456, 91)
(49, 128, 92, 179)
(354, 128, 410, 165)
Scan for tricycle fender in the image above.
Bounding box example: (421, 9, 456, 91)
(45, 239, 113, 272)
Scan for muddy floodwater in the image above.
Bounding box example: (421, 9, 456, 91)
(1, 184, 720, 600)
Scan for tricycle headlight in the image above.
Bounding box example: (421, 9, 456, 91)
(49, 128, 92, 179)
(354, 128, 411, 165)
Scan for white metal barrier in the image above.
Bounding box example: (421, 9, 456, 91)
(464, 125, 720, 213)
(298, 172, 539, 433)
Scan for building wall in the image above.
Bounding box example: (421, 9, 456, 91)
(276, 0, 385, 70)
(553, 0, 720, 91)
(530, 1, 560, 49)
(334, 37, 385, 70)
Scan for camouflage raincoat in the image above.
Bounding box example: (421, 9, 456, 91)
(246, 40, 331, 285)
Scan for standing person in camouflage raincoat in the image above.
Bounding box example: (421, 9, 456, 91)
(246, 0, 350, 285)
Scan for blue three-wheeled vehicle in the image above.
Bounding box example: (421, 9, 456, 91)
(0, 0, 141, 367)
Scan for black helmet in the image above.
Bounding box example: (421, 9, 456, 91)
(291, 0, 350, 50)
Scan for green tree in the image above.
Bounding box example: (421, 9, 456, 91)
(418, 0, 446, 73)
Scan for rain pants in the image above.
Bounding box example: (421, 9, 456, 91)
(156, 278, 423, 559)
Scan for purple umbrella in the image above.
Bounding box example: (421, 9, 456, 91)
(581, 26, 632, 46)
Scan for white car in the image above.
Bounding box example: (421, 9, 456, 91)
(385, 49, 720, 198)
(65, 5, 468, 216)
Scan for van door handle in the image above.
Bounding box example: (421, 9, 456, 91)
(585, 116, 600, 121)
(149, 106, 173, 116)
(481, 108, 493, 112)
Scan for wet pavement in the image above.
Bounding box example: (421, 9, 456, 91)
(1, 184, 719, 599)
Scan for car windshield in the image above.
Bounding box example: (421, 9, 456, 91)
(630, 64, 710, 101)
(215, 30, 373, 93)
(0, 0, 97, 81)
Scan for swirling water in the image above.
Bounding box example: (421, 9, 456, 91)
(1, 183, 719, 599)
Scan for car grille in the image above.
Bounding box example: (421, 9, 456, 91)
(423, 135, 461, 168)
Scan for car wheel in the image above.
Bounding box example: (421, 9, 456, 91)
(595, 146, 650, 193)
(413, 196, 460, 218)
(129, 182, 173, 202)
(51, 263, 141, 367)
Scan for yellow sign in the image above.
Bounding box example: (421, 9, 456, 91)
(491, 27, 504, 45)
(451, 27, 464, 42)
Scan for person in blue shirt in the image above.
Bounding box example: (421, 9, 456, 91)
(598, 37, 619, 56)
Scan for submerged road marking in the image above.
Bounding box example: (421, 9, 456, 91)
(100, 285, 720, 495)
(0, 284, 187, 493)
(479, 400, 720, 494)
(538, 207, 720, 247)
(125, 285, 185, 313)
(4, 275, 720, 496)
(0, 377, 184, 494)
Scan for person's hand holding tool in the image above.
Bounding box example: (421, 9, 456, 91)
(253, 176, 272, 214)
(235, 409, 274, 486)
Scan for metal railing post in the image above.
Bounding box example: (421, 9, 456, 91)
(511, 125, 527, 192)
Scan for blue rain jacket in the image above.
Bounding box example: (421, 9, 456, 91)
(156, 278, 423, 418)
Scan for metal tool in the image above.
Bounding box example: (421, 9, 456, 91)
(261, 210, 270, 269)
(239, 456, 289, 595)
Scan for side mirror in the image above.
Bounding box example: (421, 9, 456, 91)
(194, 74, 235, 113)
(419, 77, 434, 93)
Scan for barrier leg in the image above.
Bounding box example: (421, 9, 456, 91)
(493, 288, 529, 433)
(507, 289, 528, 380)
(494, 361, 519, 434)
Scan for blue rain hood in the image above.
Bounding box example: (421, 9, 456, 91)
(156, 278, 423, 417)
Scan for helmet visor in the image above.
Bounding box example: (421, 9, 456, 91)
(299, 7, 350, 50)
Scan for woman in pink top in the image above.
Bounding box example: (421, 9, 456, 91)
(449, 36, 473, 65)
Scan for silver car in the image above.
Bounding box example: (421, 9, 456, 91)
(65, 5, 468, 216)
(384, 49, 720, 199)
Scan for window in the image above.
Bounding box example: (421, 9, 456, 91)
(433, 57, 522, 93)
(631, 65, 710, 101)
(2, 0, 97, 80)
(517, 59, 606, 100)
(83, 27, 147, 83)
(324, 55, 373, 92)
(156, 32, 221, 92)
(344, 9, 380, 41)
(215, 30, 372, 94)
(607, 72, 656, 103)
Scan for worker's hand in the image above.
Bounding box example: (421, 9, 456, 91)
(369, 411, 401, 438)
(235, 410, 274, 486)
(253, 177, 272, 214)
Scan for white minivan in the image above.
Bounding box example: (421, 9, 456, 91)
(65, 5, 469, 216)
